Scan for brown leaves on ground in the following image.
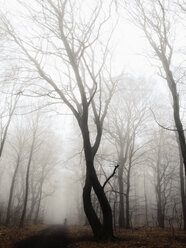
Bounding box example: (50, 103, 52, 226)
(0, 225, 46, 248)
(67, 226, 186, 248)
(0, 225, 186, 248)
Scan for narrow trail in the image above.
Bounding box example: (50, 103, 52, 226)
(13, 225, 69, 248)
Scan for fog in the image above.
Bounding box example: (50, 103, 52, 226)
(0, 0, 185, 237)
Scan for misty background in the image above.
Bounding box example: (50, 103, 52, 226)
(0, 0, 185, 232)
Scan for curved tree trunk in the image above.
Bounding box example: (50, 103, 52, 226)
(83, 162, 113, 239)
(83, 180, 102, 235)
(82, 124, 113, 239)
(164, 66, 186, 177)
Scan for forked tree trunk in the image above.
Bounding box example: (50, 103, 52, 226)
(82, 124, 113, 240)
(83, 176, 102, 238)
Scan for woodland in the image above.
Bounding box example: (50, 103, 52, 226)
(0, 0, 186, 247)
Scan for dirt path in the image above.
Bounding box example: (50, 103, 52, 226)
(13, 225, 69, 248)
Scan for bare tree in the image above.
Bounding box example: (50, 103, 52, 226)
(122, 0, 186, 230)
(29, 141, 57, 224)
(19, 116, 39, 227)
(5, 125, 29, 225)
(105, 77, 149, 229)
(0, 84, 21, 159)
(150, 129, 176, 228)
(5, 155, 20, 225)
(1, 0, 117, 238)
(125, 0, 186, 177)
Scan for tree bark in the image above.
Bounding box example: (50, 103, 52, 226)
(163, 62, 186, 177)
(177, 137, 186, 230)
(82, 123, 113, 239)
(118, 150, 127, 229)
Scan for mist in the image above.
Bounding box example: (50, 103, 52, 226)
(0, 0, 186, 247)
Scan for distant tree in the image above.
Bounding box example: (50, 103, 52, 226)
(4, 115, 59, 226)
(5, 127, 27, 225)
(105, 77, 149, 229)
(150, 129, 176, 228)
(123, 0, 186, 230)
(29, 140, 57, 224)
(0, 80, 21, 221)
(127, 0, 186, 175)
(19, 116, 39, 227)
(0, 83, 21, 159)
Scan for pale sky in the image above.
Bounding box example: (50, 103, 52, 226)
(1, 0, 157, 77)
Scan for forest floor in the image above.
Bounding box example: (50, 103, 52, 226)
(0, 225, 186, 248)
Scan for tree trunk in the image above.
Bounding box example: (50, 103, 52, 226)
(143, 171, 149, 226)
(118, 168, 125, 229)
(27, 196, 36, 222)
(83, 175, 103, 238)
(82, 124, 113, 239)
(156, 164, 164, 228)
(34, 191, 42, 224)
(19, 157, 31, 227)
(161, 58, 186, 177)
(157, 201, 164, 228)
(83, 157, 113, 239)
(126, 166, 131, 229)
(5, 155, 20, 225)
(118, 156, 126, 229)
(19, 131, 35, 227)
(177, 139, 186, 230)
(113, 192, 117, 231)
